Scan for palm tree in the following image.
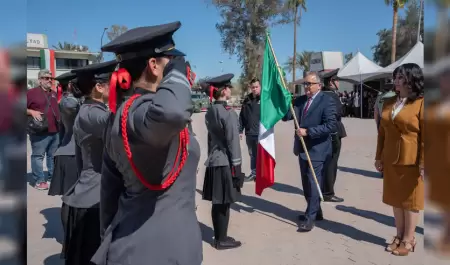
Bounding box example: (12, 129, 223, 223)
(53, 41, 89, 52)
(280, 0, 307, 84)
(284, 50, 312, 77)
(297, 51, 312, 77)
(344, 52, 353, 64)
(385, 0, 409, 63)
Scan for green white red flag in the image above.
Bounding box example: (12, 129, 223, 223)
(255, 33, 292, 196)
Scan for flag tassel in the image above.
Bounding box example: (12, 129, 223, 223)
(265, 32, 324, 202)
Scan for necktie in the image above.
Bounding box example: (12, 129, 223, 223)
(303, 97, 312, 117)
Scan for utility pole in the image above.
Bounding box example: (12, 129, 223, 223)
(100, 27, 108, 62)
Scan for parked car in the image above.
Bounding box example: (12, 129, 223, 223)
(191, 91, 209, 112)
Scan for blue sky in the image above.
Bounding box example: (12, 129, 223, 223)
(1, 0, 437, 81)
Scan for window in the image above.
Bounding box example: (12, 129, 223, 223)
(27, 57, 40, 68)
(55, 58, 89, 69)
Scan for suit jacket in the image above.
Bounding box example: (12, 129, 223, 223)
(322, 89, 347, 138)
(282, 92, 337, 162)
(376, 97, 424, 167)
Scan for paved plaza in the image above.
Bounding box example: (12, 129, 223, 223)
(19, 115, 446, 265)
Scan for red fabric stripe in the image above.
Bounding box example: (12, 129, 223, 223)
(255, 143, 275, 196)
(49, 50, 56, 90)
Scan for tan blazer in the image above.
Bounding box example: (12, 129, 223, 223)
(376, 97, 424, 167)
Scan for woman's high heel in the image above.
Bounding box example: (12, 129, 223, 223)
(385, 236, 401, 252)
(392, 238, 416, 256)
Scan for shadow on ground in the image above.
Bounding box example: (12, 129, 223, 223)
(338, 166, 381, 179)
(269, 182, 304, 196)
(40, 207, 64, 244)
(336, 205, 424, 235)
(43, 254, 63, 265)
(315, 219, 387, 247)
(196, 189, 387, 246)
(198, 222, 214, 245)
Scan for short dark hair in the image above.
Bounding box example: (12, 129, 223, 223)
(393, 63, 424, 103)
(250, 77, 260, 84)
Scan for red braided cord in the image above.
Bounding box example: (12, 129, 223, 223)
(57, 84, 62, 103)
(121, 94, 190, 190)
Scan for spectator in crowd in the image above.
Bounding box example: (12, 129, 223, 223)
(26, 70, 60, 190)
(239, 78, 261, 182)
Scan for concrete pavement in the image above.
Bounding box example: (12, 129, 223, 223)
(25, 116, 441, 265)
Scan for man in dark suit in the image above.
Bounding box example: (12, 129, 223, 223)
(283, 72, 337, 232)
(322, 76, 347, 203)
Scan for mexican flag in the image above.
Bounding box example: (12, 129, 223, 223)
(255, 33, 292, 196)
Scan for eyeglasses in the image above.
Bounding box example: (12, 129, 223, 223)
(40, 76, 53, 81)
(302, 82, 319, 87)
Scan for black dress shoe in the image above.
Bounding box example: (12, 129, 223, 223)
(214, 237, 242, 250)
(297, 220, 315, 232)
(244, 174, 256, 182)
(324, 196, 344, 203)
(298, 213, 324, 222)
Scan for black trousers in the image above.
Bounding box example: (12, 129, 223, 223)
(211, 203, 230, 241)
(323, 135, 342, 199)
(353, 107, 360, 118)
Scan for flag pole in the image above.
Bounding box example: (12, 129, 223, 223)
(265, 32, 324, 202)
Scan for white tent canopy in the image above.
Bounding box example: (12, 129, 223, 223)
(337, 52, 383, 83)
(364, 42, 424, 81)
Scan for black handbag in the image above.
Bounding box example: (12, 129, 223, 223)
(27, 93, 57, 134)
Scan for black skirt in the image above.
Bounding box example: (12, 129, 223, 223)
(61, 203, 101, 265)
(48, 156, 78, 196)
(202, 166, 241, 205)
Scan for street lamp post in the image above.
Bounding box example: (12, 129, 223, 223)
(219, 61, 223, 73)
(99, 27, 108, 62)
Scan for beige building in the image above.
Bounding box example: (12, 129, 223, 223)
(26, 33, 98, 88)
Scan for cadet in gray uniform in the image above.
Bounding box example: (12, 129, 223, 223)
(49, 71, 81, 197)
(61, 60, 116, 265)
(91, 21, 202, 265)
(202, 74, 244, 250)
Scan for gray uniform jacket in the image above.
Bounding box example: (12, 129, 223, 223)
(204, 101, 242, 168)
(62, 98, 109, 208)
(91, 70, 202, 265)
(54, 93, 80, 156)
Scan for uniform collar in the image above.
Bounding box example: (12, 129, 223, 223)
(83, 98, 107, 108)
(134, 87, 156, 95)
(214, 100, 228, 107)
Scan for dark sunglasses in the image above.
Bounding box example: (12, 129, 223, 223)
(40, 76, 53, 81)
(302, 82, 319, 87)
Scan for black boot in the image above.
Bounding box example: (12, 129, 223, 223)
(214, 237, 242, 250)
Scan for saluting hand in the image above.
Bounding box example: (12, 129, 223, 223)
(163, 56, 187, 77)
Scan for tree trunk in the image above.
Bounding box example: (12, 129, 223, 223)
(391, 5, 398, 63)
(292, 6, 298, 84)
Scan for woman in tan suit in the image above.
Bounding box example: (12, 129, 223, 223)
(426, 60, 450, 255)
(375, 63, 424, 256)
